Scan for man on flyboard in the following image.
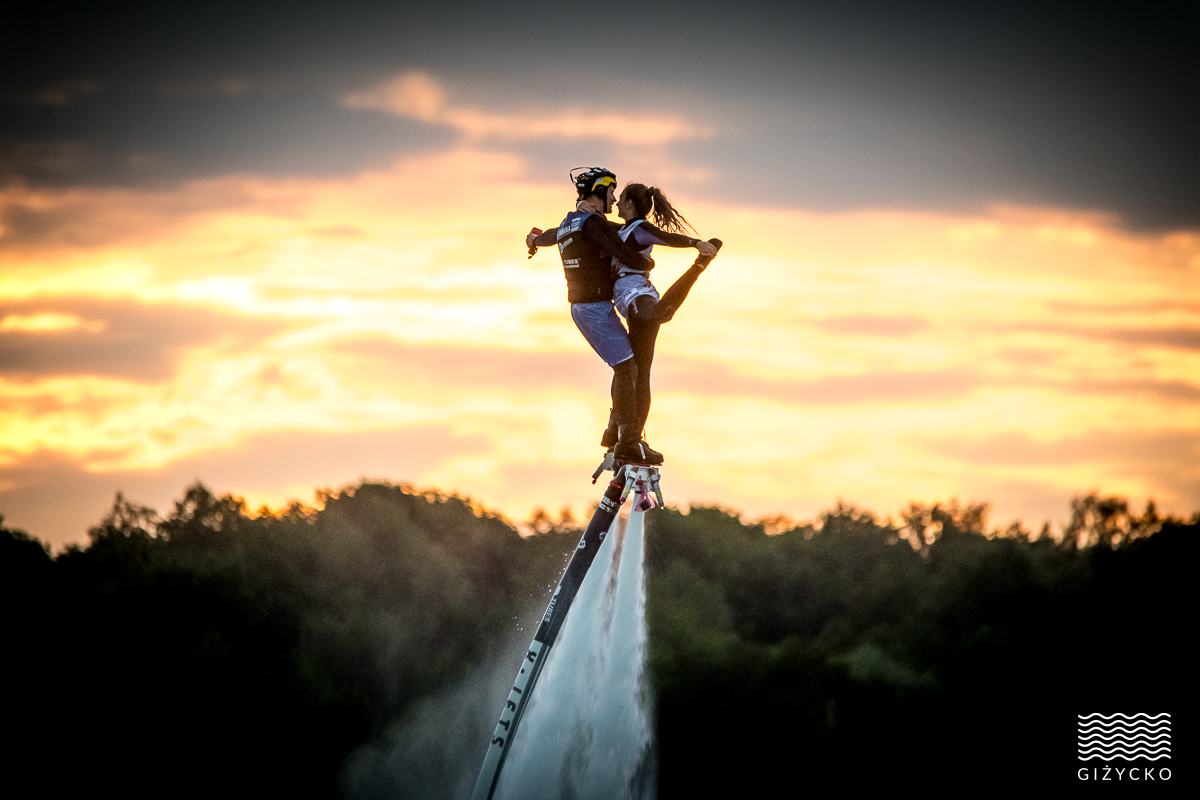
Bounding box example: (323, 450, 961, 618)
(527, 167, 663, 465)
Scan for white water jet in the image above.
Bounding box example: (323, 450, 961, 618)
(494, 507, 656, 800)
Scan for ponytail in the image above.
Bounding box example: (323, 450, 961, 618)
(647, 186, 695, 235)
(620, 183, 696, 235)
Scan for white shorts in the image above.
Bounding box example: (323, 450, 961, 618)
(613, 273, 660, 319)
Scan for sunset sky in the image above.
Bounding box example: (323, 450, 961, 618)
(2, 0, 1198, 548)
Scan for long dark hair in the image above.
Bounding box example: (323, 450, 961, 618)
(620, 183, 695, 234)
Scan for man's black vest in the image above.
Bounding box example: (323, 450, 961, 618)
(556, 210, 615, 303)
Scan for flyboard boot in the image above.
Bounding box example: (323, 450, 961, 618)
(592, 423, 662, 482)
(614, 430, 663, 466)
(600, 408, 619, 449)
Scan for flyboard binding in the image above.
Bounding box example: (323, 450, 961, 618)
(617, 462, 663, 511)
(591, 455, 662, 511)
(470, 461, 662, 800)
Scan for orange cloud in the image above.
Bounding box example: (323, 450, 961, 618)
(342, 71, 713, 145)
(0, 312, 105, 333)
(1, 147, 1198, 546)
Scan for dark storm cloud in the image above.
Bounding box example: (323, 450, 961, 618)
(2, 0, 1197, 228)
(0, 68, 449, 186)
(451, 0, 1200, 229)
(0, 297, 287, 381)
(0, 425, 488, 547)
(696, 1, 1200, 230)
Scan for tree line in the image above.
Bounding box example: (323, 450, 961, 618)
(2, 483, 1193, 794)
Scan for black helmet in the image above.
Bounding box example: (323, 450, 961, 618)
(571, 167, 617, 200)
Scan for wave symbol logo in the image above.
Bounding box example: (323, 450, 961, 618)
(1078, 712, 1171, 761)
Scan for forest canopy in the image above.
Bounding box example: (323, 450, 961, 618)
(3, 481, 1192, 795)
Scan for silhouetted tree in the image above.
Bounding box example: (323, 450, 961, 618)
(4, 485, 1192, 795)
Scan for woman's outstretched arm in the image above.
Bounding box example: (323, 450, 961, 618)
(628, 222, 717, 258)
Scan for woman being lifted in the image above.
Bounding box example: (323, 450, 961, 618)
(599, 182, 721, 455)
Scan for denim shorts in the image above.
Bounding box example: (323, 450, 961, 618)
(613, 272, 660, 319)
(570, 302, 634, 367)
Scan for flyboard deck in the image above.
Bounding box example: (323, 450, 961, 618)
(470, 463, 661, 800)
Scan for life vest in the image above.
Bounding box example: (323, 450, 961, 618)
(616, 219, 653, 277)
(556, 210, 616, 303)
